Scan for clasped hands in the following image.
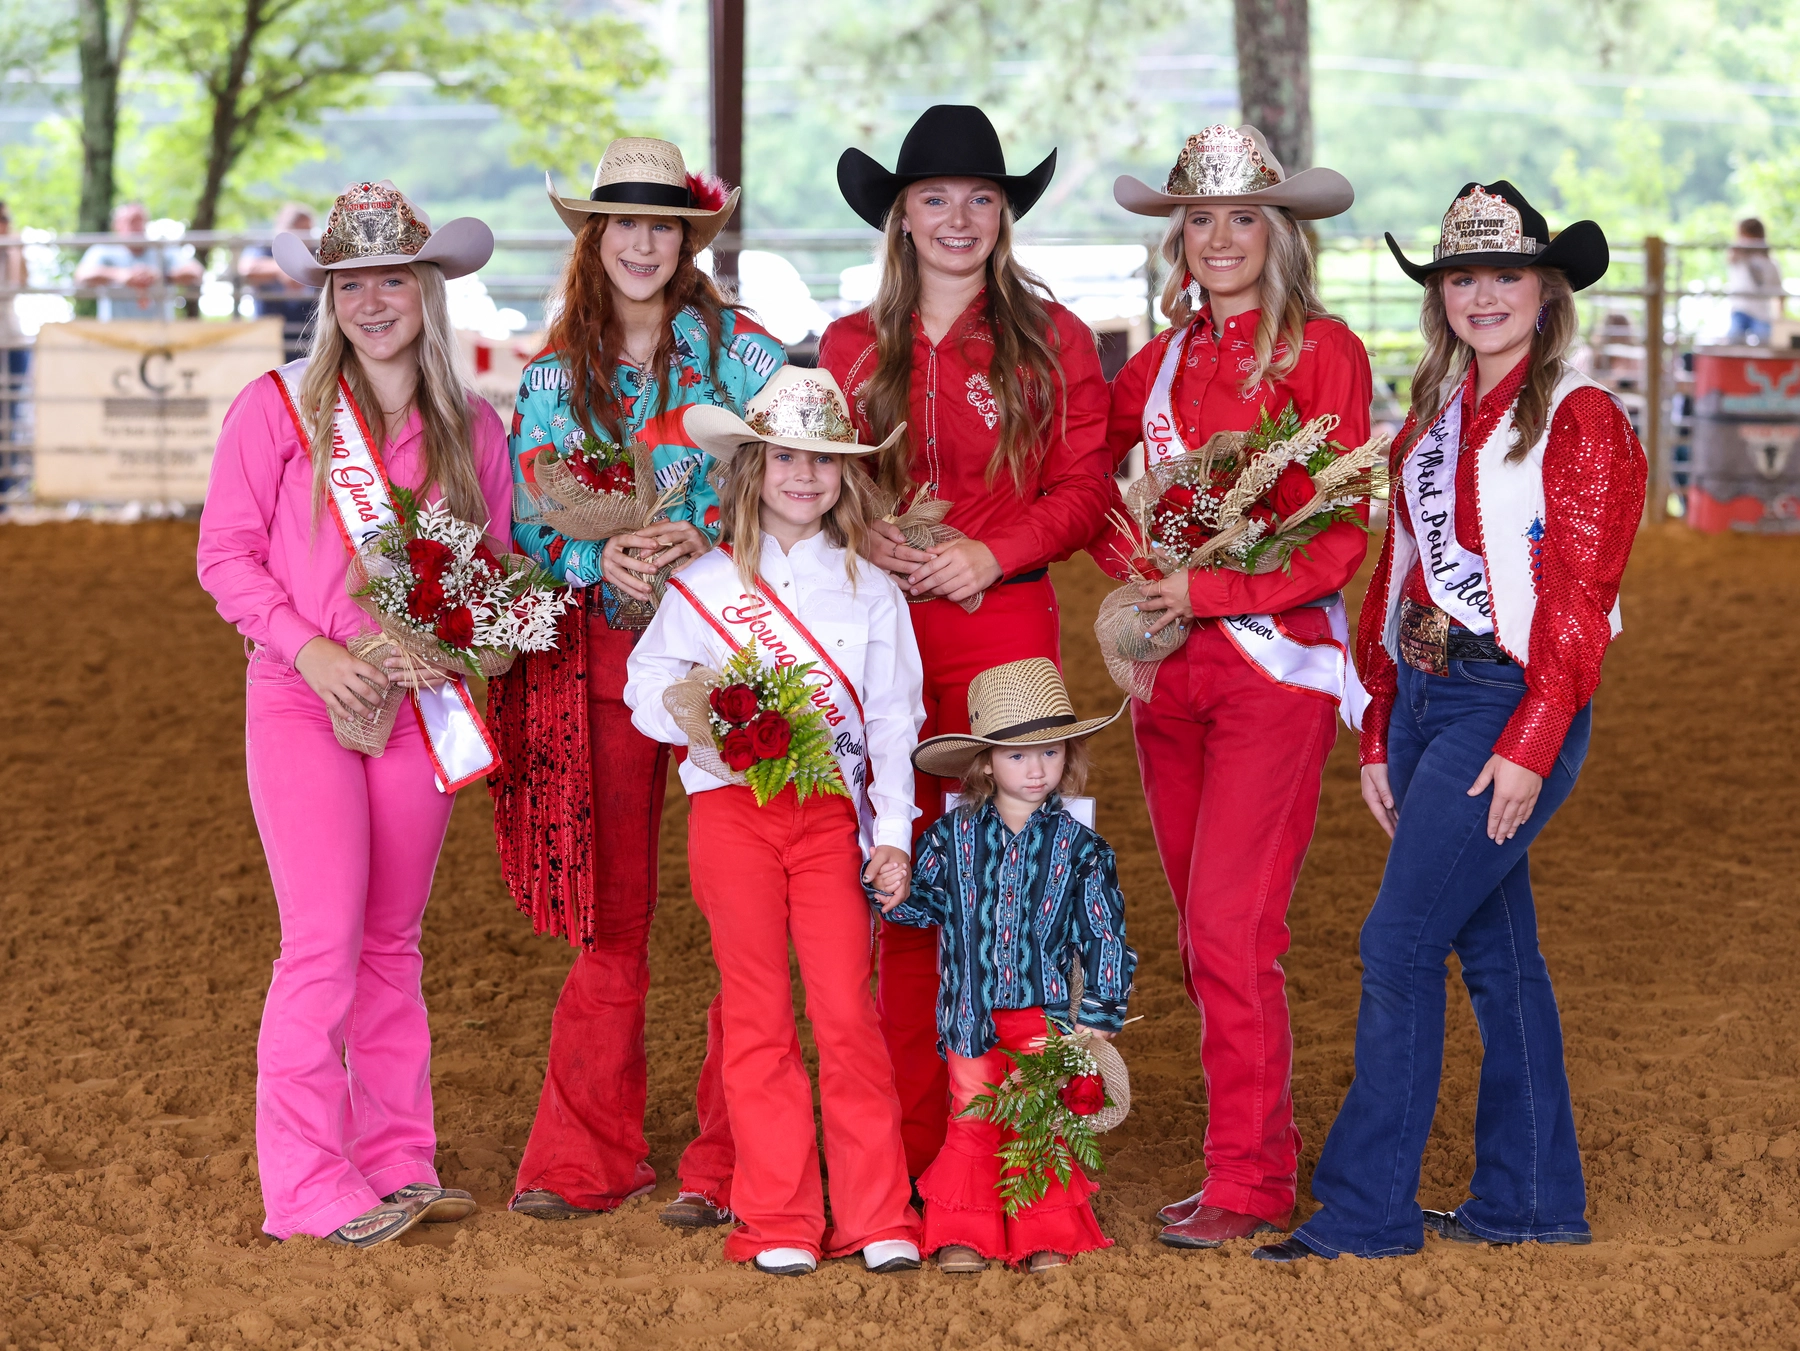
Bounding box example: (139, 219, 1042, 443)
(866, 521, 1003, 605)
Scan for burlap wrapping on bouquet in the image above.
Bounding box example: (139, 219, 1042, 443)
(328, 631, 410, 755)
(1064, 967, 1131, 1132)
(660, 666, 751, 788)
(874, 484, 983, 614)
(1094, 580, 1187, 702)
(524, 442, 658, 541)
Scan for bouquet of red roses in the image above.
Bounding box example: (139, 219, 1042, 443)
(1095, 403, 1389, 699)
(662, 643, 848, 806)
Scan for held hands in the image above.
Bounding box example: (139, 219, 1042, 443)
(295, 637, 389, 718)
(601, 520, 710, 601)
(863, 845, 912, 912)
(1469, 753, 1543, 843)
(1133, 568, 1194, 637)
(901, 538, 1003, 605)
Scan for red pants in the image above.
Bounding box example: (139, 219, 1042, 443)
(1131, 622, 1337, 1225)
(881, 579, 1061, 1175)
(514, 616, 733, 1211)
(687, 785, 919, 1262)
(918, 1008, 1110, 1263)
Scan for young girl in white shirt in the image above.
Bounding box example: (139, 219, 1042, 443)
(624, 367, 924, 1276)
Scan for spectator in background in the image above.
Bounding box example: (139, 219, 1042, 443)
(0, 200, 27, 453)
(73, 201, 203, 321)
(1726, 218, 1784, 346)
(240, 203, 319, 360)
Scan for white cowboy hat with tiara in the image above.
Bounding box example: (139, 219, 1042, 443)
(272, 180, 494, 288)
(682, 367, 906, 462)
(546, 137, 739, 248)
(1113, 124, 1354, 221)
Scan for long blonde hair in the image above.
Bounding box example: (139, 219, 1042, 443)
(296, 262, 487, 527)
(1158, 204, 1329, 394)
(717, 447, 876, 593)
(1399, 266, 1578, 466)
(860, 198, 1066, 497)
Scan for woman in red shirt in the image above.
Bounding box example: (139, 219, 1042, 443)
(820, 104, 1112, 1180)
(1104, 125, 1369, 1248)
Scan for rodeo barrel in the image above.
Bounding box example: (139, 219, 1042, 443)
(1688, 346, 1800, 533)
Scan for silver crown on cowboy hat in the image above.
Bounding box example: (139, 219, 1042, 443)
(683, 367, 906, 462)
(272, 180, 494, 288)
(545, 137, 739, 248)
(1113, 124, 1354, 221)
(912, 657, 1127, 780)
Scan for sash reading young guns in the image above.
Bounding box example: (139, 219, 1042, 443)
(1140, 331, 1371, 728)
(270, 359, 501, 793)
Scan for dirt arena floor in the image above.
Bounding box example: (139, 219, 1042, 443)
(3, 520, 1800, 1351)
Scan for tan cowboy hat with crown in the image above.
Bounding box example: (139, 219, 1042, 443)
(683, 367, 906, 462)
(546, 137, 739, 247)
(1113, 124, 1353, 221)
(272, 180, 494, 288)
(912, 657, 1127, 780)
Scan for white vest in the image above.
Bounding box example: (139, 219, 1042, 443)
(1382, 366, 1624, 668)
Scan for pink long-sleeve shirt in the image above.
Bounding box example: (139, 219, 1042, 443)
(197, 372, 512, 666)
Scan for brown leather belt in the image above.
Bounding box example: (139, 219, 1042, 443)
(1399, 598, 1509, 676)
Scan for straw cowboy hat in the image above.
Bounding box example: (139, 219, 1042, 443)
(1386, 180, 1609, 292)
(837, 104, 1058, 231)
(912, 657, 1127, 780)
(273, 181, 493, 288)
(545, 137, 739, 248)
(1114, 124, 1354, 221)
(683, 367, 905, 462)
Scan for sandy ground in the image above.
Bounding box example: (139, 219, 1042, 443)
(3, 520, 1799, 1351)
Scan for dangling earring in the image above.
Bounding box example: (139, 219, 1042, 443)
(901, 228, 915, 249)
(1535, 304, 1548, 334)
(1181, 269, 1204, 308)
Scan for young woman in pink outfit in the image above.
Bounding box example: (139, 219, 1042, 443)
(197, 183, 511, 1247)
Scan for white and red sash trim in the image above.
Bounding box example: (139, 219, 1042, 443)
(1140, 325, 1370, 728)
(269, 360, 500, 793)
(665, 546, 876, 844)
(1399, 387, 1494, 633)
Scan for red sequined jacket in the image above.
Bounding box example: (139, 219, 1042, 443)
(1357, 357, 1646, 776)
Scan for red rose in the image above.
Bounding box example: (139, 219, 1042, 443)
(472, 540, 501, 574)
(594, 460, 637, 495)
(1059, 1074, 1106, 1117)
(406, 576, 446, 620)
(747, 709, 792, 761)
(710, 683, 760, 725)
(406, 537, 454, 580)
(1159, 483, 1197, 511)
(720, 728, 756, 771)
(1271, 462, 1318, 520)
(434, 606, 475, 649)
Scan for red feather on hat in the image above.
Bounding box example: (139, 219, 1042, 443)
(687, 172, 731, 213)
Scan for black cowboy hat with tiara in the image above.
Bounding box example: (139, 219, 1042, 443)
(837, 105, 1057, 231)
(1386, 181, 1609, 292)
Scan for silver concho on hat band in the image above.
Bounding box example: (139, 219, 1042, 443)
(1164, 126, 1282, 198)
(744, 382, 858, 444)
(1431, 185, 1546, 262)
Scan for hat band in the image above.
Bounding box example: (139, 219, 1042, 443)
(983, 713, 1078, 741)
(1432, 235, 1545, 263)
(589, 181, 695, 209)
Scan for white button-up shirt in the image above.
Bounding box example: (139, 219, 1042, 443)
(624, 532, 924, 854)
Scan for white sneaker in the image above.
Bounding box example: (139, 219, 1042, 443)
(863, 1239, 921, 1272)
(753, 1247, 817, 1276)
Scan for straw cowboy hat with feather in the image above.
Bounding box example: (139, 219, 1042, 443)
(1114, 124, 1354, 221)
(546, 137, 738, 248)
(683, 367, 906, 463)
(272, 180, 494, 288)
(912, 657, 1127, 780)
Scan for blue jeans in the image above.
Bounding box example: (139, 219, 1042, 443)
(1293, 657, 1592, 1258)
(1726, 311, 1773, 345)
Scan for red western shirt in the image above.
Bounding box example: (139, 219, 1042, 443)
(818, 292, 1112, 578)
(1358, 356, 1646, 776)
(1100, 306, 1375, 617)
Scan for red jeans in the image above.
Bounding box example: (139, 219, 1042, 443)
(513, 616, 732, 1211)
(1131, 621, 1337, 1225)
(687, 785, 919, 1262)
(918, 1007, 1111, 1263)
(881, 578, 1062, 1176)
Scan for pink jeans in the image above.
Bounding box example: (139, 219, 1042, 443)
(244, 649, 455, 1239)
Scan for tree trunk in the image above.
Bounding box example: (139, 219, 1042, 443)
(189, 0, 268, 233)
(1233, 0, 1311, 175)
(75, 0, 120, 233)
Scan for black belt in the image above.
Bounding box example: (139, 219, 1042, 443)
(1399, 597, 1509, 676)
(1002, 567, 1048, 586)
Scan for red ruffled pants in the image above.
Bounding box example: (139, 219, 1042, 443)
(918, 1007, 1110, 1264)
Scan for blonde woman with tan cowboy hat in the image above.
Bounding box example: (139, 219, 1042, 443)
(818, 104, 1114, 1183)
(1099, 125, 1374, 1249)
(487, 137, 788, 1228)
(197, 182, 507, 1247)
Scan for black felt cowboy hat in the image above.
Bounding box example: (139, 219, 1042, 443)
(1386, 180, 1609, 292)
(837, 105, 1058, 231)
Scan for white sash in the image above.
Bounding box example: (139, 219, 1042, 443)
(1140, 325, 1369, 728)
(270, 360, 500, 793)
(664, 550, 876, 846)
(1399, 391, 1494, 634)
